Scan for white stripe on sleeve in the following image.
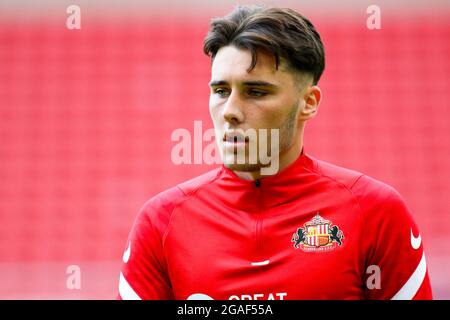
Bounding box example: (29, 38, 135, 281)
(119, 272, 142, 300)
(391, 252, 427, 300)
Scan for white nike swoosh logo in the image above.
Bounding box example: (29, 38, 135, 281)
(411, 229, 421, 250)
(123, 241, 131, 263)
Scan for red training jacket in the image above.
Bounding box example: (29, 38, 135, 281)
(117, 147, 432, 300)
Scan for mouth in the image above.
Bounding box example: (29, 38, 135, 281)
(223, 131, 250, 144)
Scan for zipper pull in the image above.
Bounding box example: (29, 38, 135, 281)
(255, 179, 261, 187)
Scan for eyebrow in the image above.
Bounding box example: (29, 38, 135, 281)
(208, 80, 278, 88)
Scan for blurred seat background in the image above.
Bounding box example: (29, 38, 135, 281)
(0, 0, 449, 299)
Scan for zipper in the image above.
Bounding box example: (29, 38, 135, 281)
(254, 178, 263, 256)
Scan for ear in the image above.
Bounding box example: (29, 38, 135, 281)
(299, 85, 321, 120)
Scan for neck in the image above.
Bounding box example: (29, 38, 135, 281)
(233, 139, 303, 181)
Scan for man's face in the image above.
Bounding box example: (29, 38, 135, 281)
(209, 45, 307, 173)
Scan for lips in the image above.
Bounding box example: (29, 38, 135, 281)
(223, 131, 249, 143)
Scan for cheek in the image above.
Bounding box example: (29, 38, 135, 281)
(209, 96, 218, 114)
(253, 102, 293, 129)
(209, 99, 223, 125)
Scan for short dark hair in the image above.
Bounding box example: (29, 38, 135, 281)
(203, 5, 325, 85)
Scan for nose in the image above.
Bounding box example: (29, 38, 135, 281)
(222, 91, 244, 124)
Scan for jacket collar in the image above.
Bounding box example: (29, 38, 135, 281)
(217, 147, 318, 212)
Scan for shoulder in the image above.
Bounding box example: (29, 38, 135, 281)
(311, 156, 409, 216)
(136, 167, 223, 234)
(350, 173, 409, 214)
(312, 156, 365, 190)
(312, 157, 418, 257)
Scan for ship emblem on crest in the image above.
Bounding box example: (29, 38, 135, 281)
(291, 212, 344, 252)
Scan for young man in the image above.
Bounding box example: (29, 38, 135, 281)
(118, 6, 432, 300)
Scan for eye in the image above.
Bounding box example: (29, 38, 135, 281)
(213, 88, 230, 97)
(248, 89, 267, 97)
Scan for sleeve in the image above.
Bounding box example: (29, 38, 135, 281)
(354, 176, 433, 300)
(117, 200, 175, 300)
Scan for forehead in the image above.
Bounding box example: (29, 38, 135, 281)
(210, 46, 293, 84)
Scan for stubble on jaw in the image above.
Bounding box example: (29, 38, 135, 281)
(222, 100, 299, 173)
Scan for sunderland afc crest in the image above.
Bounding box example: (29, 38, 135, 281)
(291, 213, 344, 252)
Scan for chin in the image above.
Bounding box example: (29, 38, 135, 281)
(223, 162, 262, 172)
